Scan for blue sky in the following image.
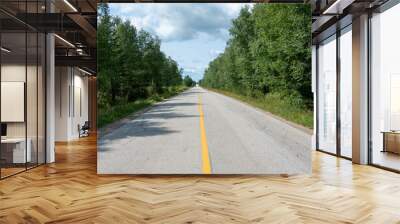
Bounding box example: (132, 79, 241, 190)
(109, 3, 252, 81)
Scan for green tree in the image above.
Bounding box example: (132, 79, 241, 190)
(113, 19, 142, 101)
(183, 75, 196, 87)
(250, 4, 311, 105)
(202, 4, 311, 108)
(97, 3, 114, 107)
(97, 3, 184, 110)
(229, 5, 255, 95)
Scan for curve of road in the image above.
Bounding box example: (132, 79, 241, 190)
(98, 87, 311, 174)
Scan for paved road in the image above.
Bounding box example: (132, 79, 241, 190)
(98, 87, 311, 174)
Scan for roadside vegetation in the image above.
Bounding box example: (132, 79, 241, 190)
(183, 75, 196, 87)
(98, 86, 188, 128)
(97, 4, 191, 127)
(207, 88, 313, 128)
(200, 4, 313, 129)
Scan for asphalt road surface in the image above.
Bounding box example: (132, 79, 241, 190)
(98, 87, 311, 174)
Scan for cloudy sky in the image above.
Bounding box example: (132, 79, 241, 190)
(109, 3, 252, 81)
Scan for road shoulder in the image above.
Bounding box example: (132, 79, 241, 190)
(205, 88, 313, 136)
(98, 88, 194, 138)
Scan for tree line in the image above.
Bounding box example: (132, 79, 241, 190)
(201, 4, 312, 108)
(97, 3, 188, 109)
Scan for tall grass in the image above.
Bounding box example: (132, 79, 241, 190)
(207, 88, 313, 129)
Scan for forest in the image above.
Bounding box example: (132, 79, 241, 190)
(97, 4, 194, 127)
(201, 4, 313, 127)
(98, 3, 312, 128)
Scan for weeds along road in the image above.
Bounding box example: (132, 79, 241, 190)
(98, 87, 311, 174)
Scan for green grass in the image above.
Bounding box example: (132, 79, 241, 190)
(206, 88, 313, 129)
(98, 86, 188, 128)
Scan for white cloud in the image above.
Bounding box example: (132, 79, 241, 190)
(221, 4, 252, 17)
(209, 49, 223, 57)
(109, 3, 253, 81)
(184, 68, 197, 73)
(110, 3, 251, 42)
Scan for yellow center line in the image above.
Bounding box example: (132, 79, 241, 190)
(198, 96, 212, 174)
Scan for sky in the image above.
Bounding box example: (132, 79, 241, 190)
(109, 3, 252, 82)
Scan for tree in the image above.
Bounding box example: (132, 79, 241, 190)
(202, 4, 312, 108)
(97, 3, 114, 107)
(113, 19, 142, 101)
(97, 3, 184, 109)
(250, 4, 311, 105)
(183, 75, 196, 87)
(229, 6, 255, 95)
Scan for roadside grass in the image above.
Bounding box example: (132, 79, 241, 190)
(98, 86, 188, 128)
(206, 88, 313, 129)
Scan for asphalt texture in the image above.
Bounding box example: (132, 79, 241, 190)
(98, 87, 311, 174)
